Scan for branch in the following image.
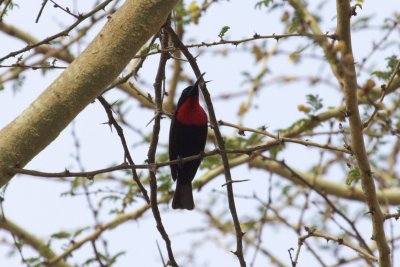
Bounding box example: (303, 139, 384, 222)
(147, 23, 178, 267)
(336, 0, 391, 265)
(262, 157, 372, 254)
(0, 0, 114, 62)
(288, 0, 341, 84)
(166, 25, 247, 267)
(218, 120, 352, 154)
(0, 0, 11, 22)
(0, 0, 179, 188)
(44, 155, 249, 266)
(203, 209, 286, 267)
(0, 216, 72, 267)
(249, 156, 400, 205)
(299, 226, 377, 263)
(35, 0, 49, 23)
(45, 198, 168, 266)
(184, 32, 336, 48)
(13, 140, 282, 178)
(97, 96, 150, 203)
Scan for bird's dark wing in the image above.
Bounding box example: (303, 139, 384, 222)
(195, 124, 208, 155)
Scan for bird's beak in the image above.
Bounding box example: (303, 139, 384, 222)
(194, 72, 206, 87)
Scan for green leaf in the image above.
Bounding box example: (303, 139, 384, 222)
(372, 55, 399, 81)
(51, 231, 71, 239)
(109, 251, 126, 265)
(200, 154, 220, 170)
(306, 94, 323, 112)
(218, 26, 230, 39)
(346, 168, 361, 186)
(72, 226, 90, 238)
(352, 16, 371, 29)
(25, 257, 40, 263)
(279, 118, 311, 135)
(287, 15, 302, 34)
(158, 174, 173, 192)
(41, 61, 51, 75)
(254, 0, 273, 9)
(269, 144, 285, 159)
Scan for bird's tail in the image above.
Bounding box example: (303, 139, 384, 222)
(172, 182, 194, 210)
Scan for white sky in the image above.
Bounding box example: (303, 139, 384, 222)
(0, 0, 399, 266)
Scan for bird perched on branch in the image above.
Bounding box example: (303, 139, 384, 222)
(169, 73, 208, 210)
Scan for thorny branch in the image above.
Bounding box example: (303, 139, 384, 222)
(97, 96, 150, 203)
(166, 24, 247, 267)
(1, 1, 400, 266)
(336, 0, 391, 265)
(0, 0, 114, 62)
(294, 226, 376, 265)
(147, 23, 178, 267)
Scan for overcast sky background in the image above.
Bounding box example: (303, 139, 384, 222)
(0, 1, 399, 266)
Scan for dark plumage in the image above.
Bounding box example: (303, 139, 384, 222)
(169, 74, 208, 210)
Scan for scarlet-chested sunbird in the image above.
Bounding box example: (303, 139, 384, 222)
(169, 73, 208, 210)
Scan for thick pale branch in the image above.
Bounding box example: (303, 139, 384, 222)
(0, 217, 72, 267)
(249, 157, 400, 205)
(0, 0, 178, 188)
(336, 1, 390, 265)
(45, 198, 166, 266)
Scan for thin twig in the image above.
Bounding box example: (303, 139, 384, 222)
(363, 59, 400, 129)
(0, 0, 114, 62)
(299, 226, 377, 262)
(14, 141, 282, 178)
(156, 240, 167, 267)
(49, 0, 80, 19)
(0, 0, 11, 22)
(263, 156, 372, 254)
(97, 96, 150, 203)
(35, 0, 49, 23)
(218, 120, 352, 154)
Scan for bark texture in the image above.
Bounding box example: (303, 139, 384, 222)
(0, 0, 178, 187)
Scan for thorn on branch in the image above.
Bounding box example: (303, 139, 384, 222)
(221, 179, 250, 187)
(238, 130, 245, 136)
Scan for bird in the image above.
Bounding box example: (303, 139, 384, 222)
(169, 73, 208, 210)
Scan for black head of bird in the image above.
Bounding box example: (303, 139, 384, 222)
(176, 72, 205, 108)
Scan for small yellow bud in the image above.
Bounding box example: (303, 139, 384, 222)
(357, 89, 364, 98)
(188, 2, 199, 12)
(333, 40, 346, 54)
(281, 11, 289, 22)
(377, 110, 388, 119)
(365, 79, 376, 91)
(375, 102, 385, 110)
(297, 104, 311, 113)
(342, 54, 354, 65)
(289, 53, 299, 63)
